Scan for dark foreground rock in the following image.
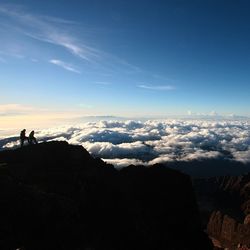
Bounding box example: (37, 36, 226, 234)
(0, 141, 213, 250)
(194, 174, 250, 249)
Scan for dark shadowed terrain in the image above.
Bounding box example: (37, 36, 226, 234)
(165, 159, 250, 178)
(194, 174, 250, 249)
(0, 141, 213, 250)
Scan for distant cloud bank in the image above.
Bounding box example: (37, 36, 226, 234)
(1, 119, 250, 167)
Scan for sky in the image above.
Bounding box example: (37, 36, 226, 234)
(1, 0, 250, 129)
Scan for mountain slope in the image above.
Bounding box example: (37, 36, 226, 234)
(0, 141, 213, 250)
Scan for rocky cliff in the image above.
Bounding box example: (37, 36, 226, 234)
(0, 141, 213, 250)
(195, 173, 250, 249)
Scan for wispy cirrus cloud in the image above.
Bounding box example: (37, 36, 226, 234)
(49, 59, 81, 73)
(0, 49, 25, 59)
(137, 84, 175, 91)
(0, 4, 99, 62)
(0, 4, 141, 74)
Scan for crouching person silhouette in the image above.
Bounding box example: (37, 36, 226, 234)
(29, 130, 38, 145)
(20, 129, 29, 147)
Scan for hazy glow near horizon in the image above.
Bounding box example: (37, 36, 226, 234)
(0, 0, 250, 123)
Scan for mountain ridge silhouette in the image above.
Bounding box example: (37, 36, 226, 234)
(0, 141, 213, 250)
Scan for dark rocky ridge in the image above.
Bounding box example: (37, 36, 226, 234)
(0, 141, 213, 250)
(194, 174, 250, 249)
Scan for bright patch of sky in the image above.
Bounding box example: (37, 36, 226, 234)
(0, 0, 250, 129)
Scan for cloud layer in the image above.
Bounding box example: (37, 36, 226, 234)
(1, 119, 250, 167)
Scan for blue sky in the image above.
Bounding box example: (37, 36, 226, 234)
(0, 0, 250, 128)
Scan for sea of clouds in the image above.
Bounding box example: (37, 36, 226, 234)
(1, 119, 250, 167)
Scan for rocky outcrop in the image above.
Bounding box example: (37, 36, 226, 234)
(195, 173, 250, 249)
(207, 212, 250, 249)
(0, 141, 213, 250)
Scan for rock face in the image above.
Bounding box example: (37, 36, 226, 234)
(0, 141, 212, 250)
(207, 212, 250, 249)
(195, 173, 250, 249)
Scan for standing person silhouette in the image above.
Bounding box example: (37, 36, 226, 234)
(29, 130, 38, 145)
(20, 129, 28, 147)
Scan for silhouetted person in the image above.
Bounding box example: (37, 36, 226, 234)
(20, 129, 28, 147)
(29, 130, 38, 145)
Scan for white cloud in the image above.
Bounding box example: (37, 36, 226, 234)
(231, 149, 250, 163)
(137, 84, 175, 91)
(103, 158, 144, 168)
(49, 59, 80, 73)
(1, 119, 250, 166)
